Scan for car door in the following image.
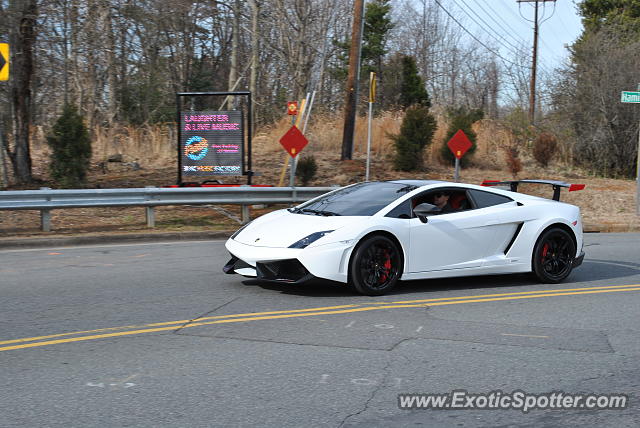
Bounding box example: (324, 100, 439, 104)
(407, 188, 514, 273)
(466, 189, 522, 265)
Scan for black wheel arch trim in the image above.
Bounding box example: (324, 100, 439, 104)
(348, 230, 406, 282)
(531, 223, 579, 269)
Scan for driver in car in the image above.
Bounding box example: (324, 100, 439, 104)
(432, 191, 454, 213)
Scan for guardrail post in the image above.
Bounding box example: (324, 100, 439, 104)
(40, 187, 51, 232)
(146, 207, 155, 228)
(145, 186, 156, 228)
(41, 210, 51, 232)
(241, 205, 250, 224)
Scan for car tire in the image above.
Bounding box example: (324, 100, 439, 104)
(349, 235, 402, 296)
(532, 227, 576, 283)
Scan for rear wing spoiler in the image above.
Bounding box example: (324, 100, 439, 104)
(481, 179, 585, 201)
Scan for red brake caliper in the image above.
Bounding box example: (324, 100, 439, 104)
(541, 243, 549, 262)
(379, 251, 392, 283)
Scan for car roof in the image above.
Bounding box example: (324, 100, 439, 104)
(387, 179, 445, 186)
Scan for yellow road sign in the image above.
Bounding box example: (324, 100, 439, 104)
(369, 72, 376, 103)
(0, 43, 8, 81)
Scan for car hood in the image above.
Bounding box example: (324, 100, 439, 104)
(234, 209, 361, 248)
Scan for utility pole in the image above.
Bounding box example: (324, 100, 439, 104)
(517, 0, 555, 124)
(249, 0, 260, 129)
(227, 0, 241, 109)
(341, 0, 365, 161)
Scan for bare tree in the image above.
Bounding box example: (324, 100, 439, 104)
(8, 0, 37, 184)
(553, 29, 640, 178)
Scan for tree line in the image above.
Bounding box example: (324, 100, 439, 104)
(0, 0, 638, 185)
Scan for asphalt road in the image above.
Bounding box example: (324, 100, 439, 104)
(1, 233, 639, 427)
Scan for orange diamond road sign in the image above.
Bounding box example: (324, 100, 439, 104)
(279, 125, 308, 158)
(287, 101, 298, 115)
(447, 129, 473, 159)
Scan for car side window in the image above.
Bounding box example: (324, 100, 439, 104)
(385, 199, 412, 219)
(468, 189, 513, 208)
(410, 189, 472, 215)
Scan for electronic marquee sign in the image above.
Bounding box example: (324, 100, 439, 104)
(179, 110, 244, 177)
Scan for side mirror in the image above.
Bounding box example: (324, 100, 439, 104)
(413, 203, 441, 223)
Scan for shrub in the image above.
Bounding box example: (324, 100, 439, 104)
(392, 105, 437, 171)
(504, 145, 522, 178)
(47, 104, 92, 188)
(533, 132, 558, 167)
(440, 107, 484, 168)
(296, 155, 318, 186)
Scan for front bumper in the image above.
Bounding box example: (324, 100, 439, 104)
(573, 251, 585, 268)
(224, 238, 354, 283)
(224, 255, 315, 284)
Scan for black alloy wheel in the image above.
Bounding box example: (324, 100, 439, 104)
(532, 227, 576, 283)
(350, 235, 402, 296)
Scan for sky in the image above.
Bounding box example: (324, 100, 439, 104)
(440, 0, 584, 72)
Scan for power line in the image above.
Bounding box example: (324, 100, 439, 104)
(453, 0, 522, 52)
(475, 0, 559, 73)
(500, 0, 526, 22)
(478, 0, 526, 40)
(433, 0, 528, 68)
(443, 0, 557, 76)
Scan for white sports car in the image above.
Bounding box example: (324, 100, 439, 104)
(223, 179, 585, 295)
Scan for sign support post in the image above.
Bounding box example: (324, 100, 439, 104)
(0, 120, 8, 188)
(621, 88, 640, 215)
(366, 72, 376, 181)
(454, 158, 460, 182)
(636, 113, 640, 216)
(0, 43, 8, 188)
(636, 116, 640, 216)
(637, 84, 640, 216)
(289, 96, 306, 187)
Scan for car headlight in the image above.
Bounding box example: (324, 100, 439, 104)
(230, 221, 252, 240)
(288, 230, 334, 249)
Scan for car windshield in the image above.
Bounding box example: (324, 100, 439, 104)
(291, 182, 417, 216)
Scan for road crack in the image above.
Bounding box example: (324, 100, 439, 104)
(173, 332, 387, 351)
(172, 297, 240, 333)
(337, 354, 405, 428)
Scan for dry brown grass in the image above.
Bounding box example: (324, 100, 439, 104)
(253, 111, 403, 160)
(27, 111, 527, 174)
(92, 124, 176, 167)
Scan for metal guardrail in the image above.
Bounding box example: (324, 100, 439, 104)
(0, 186, 337, 232)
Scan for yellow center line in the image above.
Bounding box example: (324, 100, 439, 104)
(6, 284, 636, 346)
(425, 287, 640, 306)
(0, 304, 429, 352)
(386, 283, 640, 305)
(0, 304, 359, 346)
(2, 284, 640, 352)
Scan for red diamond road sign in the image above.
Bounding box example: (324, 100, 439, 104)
(447, 129, 473, 159)
(279, 125, 308, 158)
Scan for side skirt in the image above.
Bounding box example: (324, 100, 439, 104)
(401, 263, 531, 281)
